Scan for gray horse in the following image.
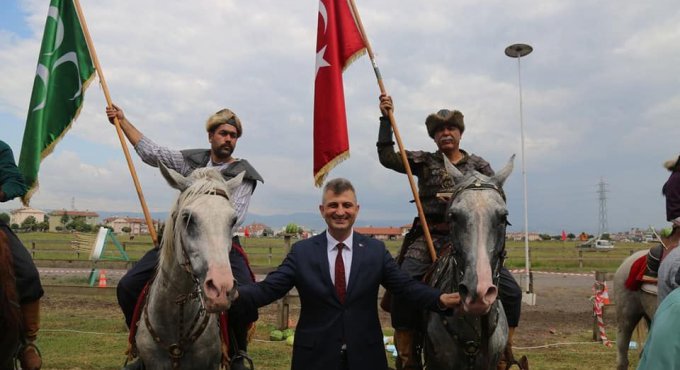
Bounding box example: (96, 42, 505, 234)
(134, 165, 244, 370)
(423, 155, 514, 370)
(613, 250, 657, 370)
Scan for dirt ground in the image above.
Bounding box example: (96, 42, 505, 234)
(251, 271, 610, 349)
(40, 268, 612, 346)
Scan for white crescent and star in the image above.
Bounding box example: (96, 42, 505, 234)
(31, 6, 88, 113)
(315, 0, 331, 78)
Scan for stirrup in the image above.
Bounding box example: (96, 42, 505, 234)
(230, 350, 254, 370)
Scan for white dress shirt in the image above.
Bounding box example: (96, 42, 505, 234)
(326, 231, 353, 288)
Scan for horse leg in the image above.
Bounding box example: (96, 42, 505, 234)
(615, 291, 644, 370)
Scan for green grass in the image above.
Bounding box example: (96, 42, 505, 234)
(17, 232, 652, 273)
(37, 292, 639, 370)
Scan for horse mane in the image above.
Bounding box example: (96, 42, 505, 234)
(159, 168, 233, 265)
(0, 228, 21, 354)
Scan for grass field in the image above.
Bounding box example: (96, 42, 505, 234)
(36, 291, 640, 370)
(15, 232, 649, 369)
(18, 231, 652, 273)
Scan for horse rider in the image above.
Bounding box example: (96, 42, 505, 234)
(375, 95, 523, 370)
(643, 155, 680, 283)
(106, 105, 263, 370)
(0, 140, 44, 370)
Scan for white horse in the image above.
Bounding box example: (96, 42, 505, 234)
(134, 164, 243, 370)
(423, 155, 514, 370)
(613, 250, 657, 370)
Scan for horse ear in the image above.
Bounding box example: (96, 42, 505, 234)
(442, 153, 465, 183)
(159, 162, 191, 192)
(491, 154, 515, 187)
(224, 171, 246, 197)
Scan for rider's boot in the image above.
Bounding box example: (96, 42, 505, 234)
(394, 329, 422, 370)
(642, 244, 664, 283)
(230, 321, 254, 370)
(19, 299, 42, 370)
(497, 326, 516, 370)
(122, 359, 145, 370)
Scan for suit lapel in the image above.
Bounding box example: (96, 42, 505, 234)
(313, 232, 335, 296)
(346, 233, 366, 300)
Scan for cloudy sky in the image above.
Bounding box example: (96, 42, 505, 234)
(2, 0, 679, 234)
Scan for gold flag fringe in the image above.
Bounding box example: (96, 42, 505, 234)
(314, 150, 350, 188)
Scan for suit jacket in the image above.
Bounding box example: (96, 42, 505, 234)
(238, 232, 442, 370)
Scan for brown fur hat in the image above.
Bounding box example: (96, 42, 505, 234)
(206, 109, 242, 137)
(664, 155, 680, 172)
(425, 109, 464, 138)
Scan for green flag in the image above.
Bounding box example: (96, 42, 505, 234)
(18, 0, 96, 206)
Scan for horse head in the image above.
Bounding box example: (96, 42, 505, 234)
(443, 154, 514, 315)
(159, 163, 244, 313)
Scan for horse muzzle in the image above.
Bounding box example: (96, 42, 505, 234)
(460, 283, 498, 315)
(202, 264, 236, 312)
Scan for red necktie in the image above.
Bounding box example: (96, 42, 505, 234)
(335, 243, 346, 304)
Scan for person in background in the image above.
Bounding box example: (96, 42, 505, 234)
(0, 140, 44, 370)
(643, 155, 680, 283)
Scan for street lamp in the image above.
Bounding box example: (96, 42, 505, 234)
(505, 43, 535, 304)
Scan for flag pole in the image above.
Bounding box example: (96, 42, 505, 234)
(346, 0, 436, 262)
(72, 0, 159, 247)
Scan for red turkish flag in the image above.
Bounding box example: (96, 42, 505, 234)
(561, 230, 567, 241)
(313, 0, 366, 187)
(244, 226, 250, 238)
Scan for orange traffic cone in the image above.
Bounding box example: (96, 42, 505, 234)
(98, 269, 107, 288)
(601, 282, 610, 304)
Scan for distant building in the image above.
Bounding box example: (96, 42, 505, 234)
(506, 232, 542, 242)
(236, 222, 272, 237)
(103, 216, 159, 235)
(10, 207, 46, 225)
(354, 226, 404, 240)
(48, 210, 99, 232)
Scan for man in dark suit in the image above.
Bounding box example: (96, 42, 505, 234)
(236, 178, 460, 370)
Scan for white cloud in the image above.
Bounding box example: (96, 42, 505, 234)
(2, 0, 680, 233)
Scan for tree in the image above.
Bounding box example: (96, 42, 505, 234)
(122, 226, 132, 233)
(567, 233, 575, 240)
(21, 216, 38, 231)
(37, 221, 49, 232)
(60, 213, 70, 227)
(0, 212, 9, 224)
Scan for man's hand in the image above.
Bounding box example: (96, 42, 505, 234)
(105, 104, 125, 125)
(379, 94, 393, 117)
(438, 292, 461, 309)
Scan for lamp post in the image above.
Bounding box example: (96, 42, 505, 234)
(505, 43, 535, 304)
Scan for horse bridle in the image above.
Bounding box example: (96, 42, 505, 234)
(446, 180, 508, 289)
(143, 188, 235, 369)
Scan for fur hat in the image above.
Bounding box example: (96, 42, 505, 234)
(206, 109, 242, 137)
(663, 155, 680, 172)
(425, 109, 465, 138)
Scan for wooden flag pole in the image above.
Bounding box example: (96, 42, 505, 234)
(346, 0, 437, 262)
(72, 0, 159, 247)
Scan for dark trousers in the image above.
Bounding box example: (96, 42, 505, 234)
(391, 259, 521, 328)
(117, 237, 258, 338)
(0, 221, 43, 304)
